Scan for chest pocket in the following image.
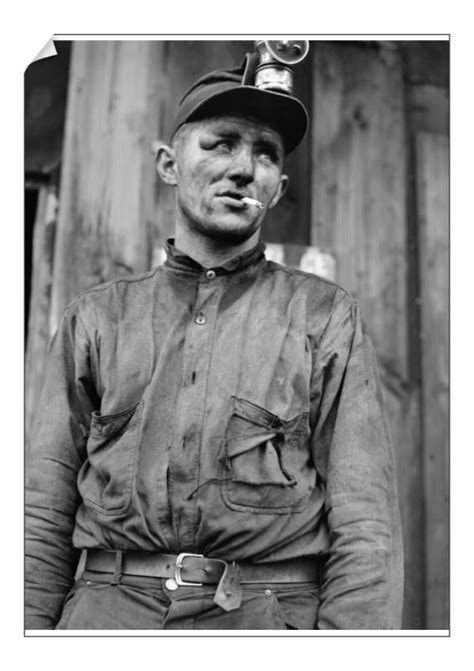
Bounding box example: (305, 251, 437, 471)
(221, 396, 315, 514)
(77, 400, 144, 516)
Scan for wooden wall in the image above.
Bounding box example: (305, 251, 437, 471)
(416, 133, 449, 629)
(311, 42, 423, 628)
(25, 39, 449, 630)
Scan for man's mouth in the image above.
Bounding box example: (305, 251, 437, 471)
(217, 190, 259, 209)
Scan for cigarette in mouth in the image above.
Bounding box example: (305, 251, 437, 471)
(241, 197, 264, 210)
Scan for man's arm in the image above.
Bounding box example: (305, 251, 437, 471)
(310, 292, 404, 629)
(25, 301, 98, 629)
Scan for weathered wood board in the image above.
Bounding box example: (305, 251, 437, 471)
(25, 186, 58, 446)
(416, 132, 449, 630)
(310, 41, 424, 628)
(50, 41, 165, 331)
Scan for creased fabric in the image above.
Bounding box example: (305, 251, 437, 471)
(54, 572, 321, 630)
(25, 240, 403, 630)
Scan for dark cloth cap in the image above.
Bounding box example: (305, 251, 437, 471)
(171, 53, 308, 153)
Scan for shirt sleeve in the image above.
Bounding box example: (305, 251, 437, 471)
(310, 291, 404, 629)
(25, 301, 98, 629)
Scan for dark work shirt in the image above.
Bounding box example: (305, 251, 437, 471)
(25, 240, 403, 629)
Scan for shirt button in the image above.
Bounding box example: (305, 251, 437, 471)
(195, 312, 207, 325)
(264, 589, 272, 596)
(205, 269, 216, 280)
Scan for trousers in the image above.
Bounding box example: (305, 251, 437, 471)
(55, 570, 322, 630)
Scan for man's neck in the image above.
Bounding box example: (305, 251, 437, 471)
(174, 228, 260, 269)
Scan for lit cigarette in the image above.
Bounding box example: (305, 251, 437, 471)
(242, 197, 264, 210)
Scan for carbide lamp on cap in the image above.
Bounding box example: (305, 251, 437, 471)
(254, 40, 310, 95)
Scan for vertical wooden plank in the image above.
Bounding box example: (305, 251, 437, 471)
(416, 132, 449, 630)
(311, 42, 424, 628)
(25, 185, 58, 444)
(311, 42, 407, 364)
(51, 41, 164, 331)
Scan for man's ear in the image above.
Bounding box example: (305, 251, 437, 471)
(268, 174, 289, 209)
(156, 145, 178, 186)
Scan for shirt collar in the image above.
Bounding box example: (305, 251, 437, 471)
(163, 238, 266, 279)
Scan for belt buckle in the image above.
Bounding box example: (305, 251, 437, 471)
(175, 552, 204, 586)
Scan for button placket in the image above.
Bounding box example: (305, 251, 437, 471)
(169, 280, 221, 549)
(195, 274, 220, 325)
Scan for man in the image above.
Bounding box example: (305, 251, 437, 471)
(25, 50, 403, 630)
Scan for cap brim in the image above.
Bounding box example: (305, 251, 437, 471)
(180, 85, 308, 154)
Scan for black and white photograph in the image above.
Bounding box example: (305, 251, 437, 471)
(24, 36, 449, 635)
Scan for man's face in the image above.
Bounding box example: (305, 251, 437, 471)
(169, 115, 288, 243)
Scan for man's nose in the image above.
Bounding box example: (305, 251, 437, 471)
(228, 147, 255, 184)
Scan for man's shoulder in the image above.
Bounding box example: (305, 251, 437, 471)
(263, 259, 353, 303)
(262, 259, 358, 339)
(64, 266, 163, 316)
(84, 266, 162, 296)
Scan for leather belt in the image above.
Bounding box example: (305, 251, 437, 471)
(83, 549, 323, 586)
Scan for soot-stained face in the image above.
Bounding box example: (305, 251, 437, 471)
(158, 115, 288, 244)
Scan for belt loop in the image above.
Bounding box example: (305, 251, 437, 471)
(110, 550, 124, 585)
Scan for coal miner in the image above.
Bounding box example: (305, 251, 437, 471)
(25, 41, 403, 630)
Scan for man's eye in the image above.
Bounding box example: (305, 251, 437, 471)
(257, 149, 277, 164)
(215, 140, 232, 150)
(199, 136, 233, 151)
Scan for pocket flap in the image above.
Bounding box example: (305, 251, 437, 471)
(232, 397, 283, 429)
(226, 396, 281, 459)
(226, 428, 277, 459)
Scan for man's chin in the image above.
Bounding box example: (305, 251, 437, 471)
(191, 218, 260, 245)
